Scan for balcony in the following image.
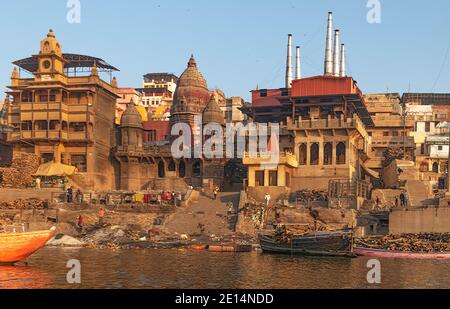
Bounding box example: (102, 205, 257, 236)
(243, 151, 298, 167)
(371, 136, 415, 148)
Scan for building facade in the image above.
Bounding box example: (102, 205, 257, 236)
(6, 30, 119, 190)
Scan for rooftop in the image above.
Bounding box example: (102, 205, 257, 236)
(13, 53, 119, 73)
(402, 93, 450, 105)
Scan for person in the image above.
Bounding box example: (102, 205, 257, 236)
(76, 189, 83, 204)
(171, 191, 176, 205)
(213, 186, 219, 200)
(98, 208, 105, 226)
(176, 192, 182, 206)
(157, 193, 162, 205)
(399, 192, 406, 208)
(43, 199, 49, 210)
(264, 193, 271, 207)
(161, 191, 166, 204)
(77, 215, 84, 233)
(166, 191, 172, 204)
(66, 186, 73, 203)
(227, 202, 234, 217)
(35, 177, 41, 189)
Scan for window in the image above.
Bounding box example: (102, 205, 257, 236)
(425, 122, 431, 132)
(21, 121, 32, 131)
(392, 131, 399, 137)
(336, 142, 346, 165)
(255, 171, 265, 187)
(299, 144, 307, 165)
(71, 154, 87, 172)
(324, 143, 333, 165)
(260, 89, 267, 97)
(383, 132, 389, 137)
(438, 146, 443, 151)
(41, 153, 54, 163)
(310, 143, 319, 165)
(269, 171, 278, 186)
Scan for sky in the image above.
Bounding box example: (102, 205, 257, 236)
(1, 0, 450, 101)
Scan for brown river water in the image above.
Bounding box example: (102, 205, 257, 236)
(0, 247, 449, 289)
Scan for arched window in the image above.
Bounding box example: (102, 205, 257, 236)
(299, 143, 307, 165)
(310, 143, 319, 165)
(158, 160, 165, 178)
(168, 159, 176, 172)
(324, 143, 333, 165)
(192, 160, 202, 177)
(336, 142, 346, 165)
(179, 161, 186, 178)
(432, 162, 439, 173)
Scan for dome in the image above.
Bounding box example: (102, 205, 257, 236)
(203, 94, 224, 124)
(171, 55, 210, 114)
(120, 100, 143, 129)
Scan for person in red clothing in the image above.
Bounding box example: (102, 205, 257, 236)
(98, 208, 105, 226)
(166, 192, 172, 203)
(77, 215, 84, 233)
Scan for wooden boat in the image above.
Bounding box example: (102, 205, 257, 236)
(258, 230, 355, 257)
(0, 227, 56, 265)
(354, 247, 450, 260)
(207, 244, 252, 253)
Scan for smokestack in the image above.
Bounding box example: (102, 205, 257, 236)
(295, 46, 301, 79)
(332, 30, 340, 77)
(324, 12, 333, 76)
(339, 44, 346, 77)
(285, 34, 293, 88)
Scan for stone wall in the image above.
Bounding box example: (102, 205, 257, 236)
(389, 207, 450, 234)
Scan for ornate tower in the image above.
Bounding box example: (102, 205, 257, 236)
(118, 101, 144, 190)
(35, 29, 65, 79)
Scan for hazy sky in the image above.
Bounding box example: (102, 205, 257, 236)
(1, 0, 450, 101)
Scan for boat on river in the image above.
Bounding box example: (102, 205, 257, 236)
(258, 230, 355, 257)
(0, 227, 56, 265)
(354, 247, 450, 260)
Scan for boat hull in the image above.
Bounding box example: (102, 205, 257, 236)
(258, 231, 355, 257)
(0, 227, 56, 264)
(354, 247, 450, 260)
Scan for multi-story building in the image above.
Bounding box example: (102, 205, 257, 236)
(140, 73, 178, 121)
(363, 93, 415, 170)
(6, 30, 119, 190)
(115, 88, 143, 124)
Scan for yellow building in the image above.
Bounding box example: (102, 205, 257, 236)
(6, 30, 119, 190)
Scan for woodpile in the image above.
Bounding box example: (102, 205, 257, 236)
(0, 152, 40, 188)
(295, 190, 328, 204)
(274, 223, 330, 243)
(0, 198, 45, 210)
(382, 147, 404, 167)
(356, 233, 450, 253)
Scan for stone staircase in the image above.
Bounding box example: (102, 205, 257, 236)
(405, 180, 434, 207)
(162, 191, 240, 236)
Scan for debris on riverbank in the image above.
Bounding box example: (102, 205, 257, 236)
(0, 198, 45, 210)
(356, 233, 450, 253)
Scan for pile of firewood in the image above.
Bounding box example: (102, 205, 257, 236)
(382, 147, 405, 167)
(356, 233, 450, 253)
(295, 190, 328, 204)
(0, 198, 45, 210)
(0, 152, 40, 188)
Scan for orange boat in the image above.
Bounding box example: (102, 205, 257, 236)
(0, 227, 56, 265)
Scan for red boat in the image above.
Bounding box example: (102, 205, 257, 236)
(0, 227, 56, 265)
(354, 247, 450, 260)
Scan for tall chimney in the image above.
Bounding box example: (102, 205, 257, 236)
(339, 44, 346, 77)
(332, 30, 340, 77)
(324, 12, 333, 76)
(295, 46, 301, 79)
(285, 34, 293, 88)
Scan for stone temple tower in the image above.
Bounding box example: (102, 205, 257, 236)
(117, 100, 144, 190)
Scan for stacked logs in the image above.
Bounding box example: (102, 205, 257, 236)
(0, 152, 40, 188)
(356, 234, 450, 253)
(0, 198, 45, 210)
(295, 190, 328, 204)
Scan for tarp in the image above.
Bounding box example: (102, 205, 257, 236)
(33, 161, 76, 177)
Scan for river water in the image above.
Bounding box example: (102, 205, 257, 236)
(0, 247, 449, 289)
